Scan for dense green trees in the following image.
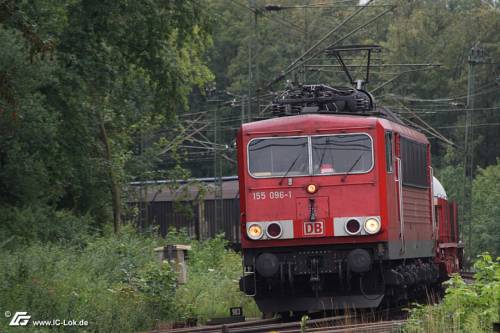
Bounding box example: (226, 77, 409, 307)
(472, 161, 500, 257)
(0, 0, 213, 237)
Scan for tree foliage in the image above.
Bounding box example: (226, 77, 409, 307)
(0, 0, 213, 233)
(472, 160, 500, 257)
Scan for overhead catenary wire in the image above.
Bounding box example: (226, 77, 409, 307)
(397, 115, 457, 146)
(387, 106, 500, 113)
(265, 0, 379, 88)
(385, 83, 499, 102)
(306, 63, 439, 68)
(179, 100, 497, 131)
(180, 1, 497, 173)
(228, 0, 305, 33)
(265, 1, 393, 9)
(436, 122, 500, 129)
(395, 101, 458, 147)
(297, 6, 395, 67)
(371, 67, 441, 94)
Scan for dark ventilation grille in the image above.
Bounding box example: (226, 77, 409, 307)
(401, 138, 429, 188)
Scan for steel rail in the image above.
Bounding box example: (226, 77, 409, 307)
(223, 315, 348, 333)
(155, 312, 409, 333)
(275, 320, 407, 333)
(155, 317, 280, 333)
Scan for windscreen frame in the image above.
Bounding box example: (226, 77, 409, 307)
(310, 133, 374, 176)
(246, 133, 374, 179)
(247, 135, 311, 179)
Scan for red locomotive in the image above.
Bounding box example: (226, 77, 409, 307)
(237, 84, 462, 315)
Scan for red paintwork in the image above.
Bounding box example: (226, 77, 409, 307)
(237, 113, 461, 272)
(435, 198, 462, 275)
(436, 198, 459, 243)
(402, 187, 432, 242)
(238, 114, 429, 250)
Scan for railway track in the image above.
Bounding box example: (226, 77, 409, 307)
(275, 320, 406, 333)
(143, 274, 479, 333)
(147, 310, 407, 333)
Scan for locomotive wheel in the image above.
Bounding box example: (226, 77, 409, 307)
(278, 311, 291, 321)
(261, 312, 275, 319)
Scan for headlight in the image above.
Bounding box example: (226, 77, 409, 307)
(306, 184, 318, 194)
(266, 222, 282, 239)
(247, 224, 263, 240)
(345, 218, 361, 235)
(364, 217, 381, 234)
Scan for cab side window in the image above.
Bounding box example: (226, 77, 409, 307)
(385, 131, 393, 173)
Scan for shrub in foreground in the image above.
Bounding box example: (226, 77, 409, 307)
(0, 228, 259, 332)
(172, 235, 260, 322)
(0, 227, 176, 332)
(405, 254, 500, 333)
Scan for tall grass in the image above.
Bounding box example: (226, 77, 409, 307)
(173, 234, 260, 322)
(0, 227, 259, 332)
(0, 227, 175, 332)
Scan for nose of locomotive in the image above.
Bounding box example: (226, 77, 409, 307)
(256, 253, 279, 277)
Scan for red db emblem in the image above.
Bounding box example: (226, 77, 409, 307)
(303, 221, 324, 236)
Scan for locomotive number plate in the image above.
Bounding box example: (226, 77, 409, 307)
(303, 221, 324, 236)
(252, 190, 292, 200)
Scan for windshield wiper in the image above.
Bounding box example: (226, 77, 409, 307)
(317, 141, 329, 173)
(341, 153, 364, 183)
(279, 148, 306, 185)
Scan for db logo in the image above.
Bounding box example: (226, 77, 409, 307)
(303, 221, 324, 236)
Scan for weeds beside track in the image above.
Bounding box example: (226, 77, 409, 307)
(148, 309, 408, 333)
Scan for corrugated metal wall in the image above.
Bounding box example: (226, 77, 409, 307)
(203, 199, 240, 243)
(133, 198, 240, 244)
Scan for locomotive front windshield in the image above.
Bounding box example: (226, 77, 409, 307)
(248, 133, 373, 178)
(248, 137, 309, 177)
(312, 134, 373, 175)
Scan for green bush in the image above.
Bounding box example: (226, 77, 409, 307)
(0, 205, 92, 248)
(0, 227, 259, 331)
(172, 235, 260, 322)
(0, 227, 176, 332)
(405, 254, 500, 333)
